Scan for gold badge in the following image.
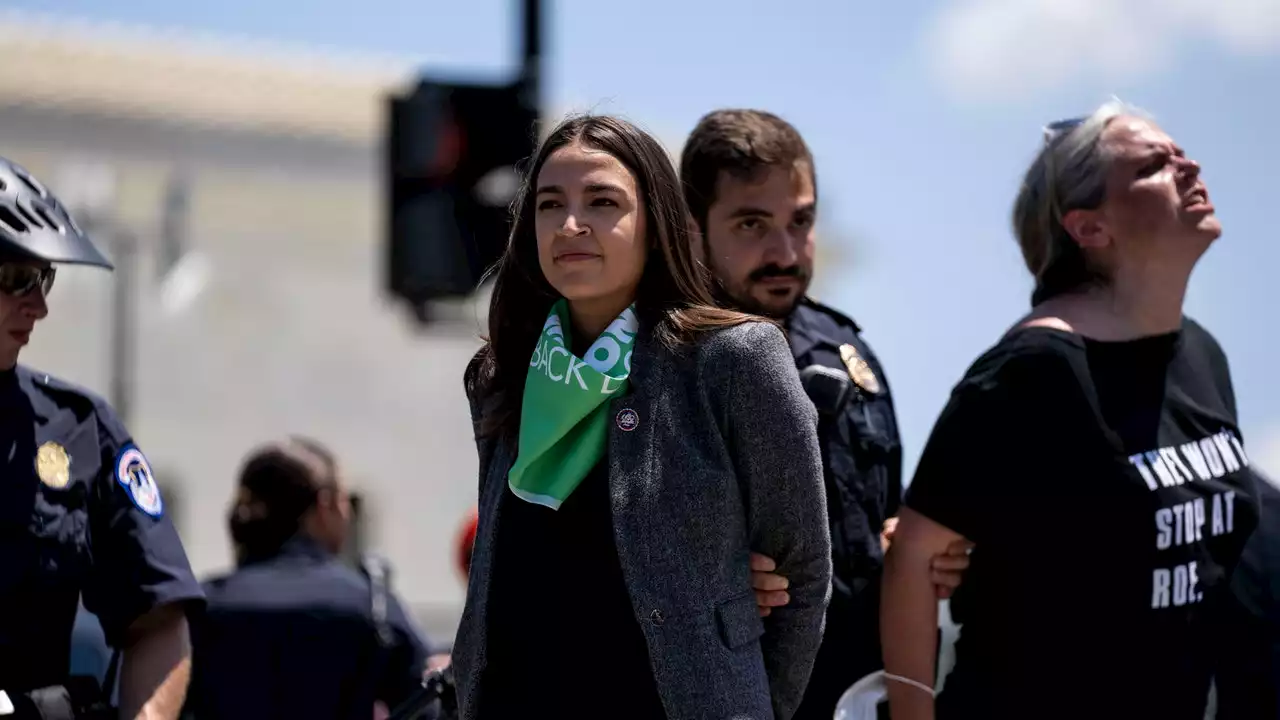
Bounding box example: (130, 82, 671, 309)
(839, 343, 881, 395)
(36, 441, 71, 489)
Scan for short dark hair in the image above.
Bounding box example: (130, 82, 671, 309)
(680, 109, 817, 232)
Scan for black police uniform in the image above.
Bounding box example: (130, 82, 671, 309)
(185, 537, 434, 720)
(68, 605, 112, 689)
(0, 156, 205, 717)
(0, 366, 205, 706)
(787, 297, 903, 720)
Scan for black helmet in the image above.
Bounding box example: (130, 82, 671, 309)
(0, 157, 113, 270)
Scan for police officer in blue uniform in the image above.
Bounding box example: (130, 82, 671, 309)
(183, 436, 435, 720)
(680, 109, 970, 719)
(0, 156, 205, 719)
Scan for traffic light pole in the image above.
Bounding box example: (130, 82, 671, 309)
(72, 212, 138, 430)
(383, 0, 544, 318)
(521, 0, 541, 83)
(96, 171, 187, 429)
(109, 226, 138, 429)
(518, 0, 542, 133)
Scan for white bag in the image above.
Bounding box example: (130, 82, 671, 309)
(833, 671, 888, 720)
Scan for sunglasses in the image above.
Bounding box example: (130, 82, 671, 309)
(1039, 116, 1089, 224)
(0, 263, 56, 297)
(1042, 116, 1086, 144)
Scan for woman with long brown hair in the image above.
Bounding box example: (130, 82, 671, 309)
(452, 114, 832, 719)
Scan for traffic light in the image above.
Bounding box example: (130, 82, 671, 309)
(385, 78, 539, 319)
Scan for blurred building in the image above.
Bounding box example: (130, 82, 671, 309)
(0, 10, 482, 640)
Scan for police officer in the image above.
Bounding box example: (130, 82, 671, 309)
(0, 156, 204, 719)
(184, 436, 435, 720)
(679, 109, 971, 719)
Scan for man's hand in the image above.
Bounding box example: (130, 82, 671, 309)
(929, 537, 974, 599)
(881, 517, 899, 553)
(750, 553, 789, 617)
(751, 532, 975, 614)
(884, 516, 972, 599)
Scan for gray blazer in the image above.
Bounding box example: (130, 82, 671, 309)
(454, 319, 832, 720)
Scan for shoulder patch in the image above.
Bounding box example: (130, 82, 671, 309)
(115, 444, 164, 518)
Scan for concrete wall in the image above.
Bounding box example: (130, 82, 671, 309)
(3, 101, 480, 642)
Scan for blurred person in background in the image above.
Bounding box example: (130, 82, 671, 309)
(0, 156, 202, 719)
(183, 437, 434, 720)
(457, 114, 831, 719)
(680, 109, 972, 719)
(881, 100, 1260, 720)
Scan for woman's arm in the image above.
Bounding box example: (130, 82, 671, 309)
(882, 508, 969, 720)
(720, 322, 832, 719)
(878, 351, 1037, 719)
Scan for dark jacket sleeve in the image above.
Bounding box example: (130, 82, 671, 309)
(720, 322, 832, 719)
(464, 348, 497, 495)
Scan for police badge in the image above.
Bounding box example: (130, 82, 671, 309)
(839, 343, 882, 395)
(36, 441, 71, 489)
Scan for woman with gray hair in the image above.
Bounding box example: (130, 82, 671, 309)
(880, 99, 1261, 719)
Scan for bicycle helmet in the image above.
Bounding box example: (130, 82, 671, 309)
(0, 156, 113, 269)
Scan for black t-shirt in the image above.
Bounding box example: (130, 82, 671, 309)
(480, 461, 666, 719)
(905, 318, 1260, 720)
(1213, 473, 1280, 719)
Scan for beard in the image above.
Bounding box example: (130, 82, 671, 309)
(720, 264, 810, 318)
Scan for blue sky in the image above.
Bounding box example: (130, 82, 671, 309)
(11, 0, 1280, 477)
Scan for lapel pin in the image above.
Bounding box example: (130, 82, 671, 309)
(616, 408, 639, 432)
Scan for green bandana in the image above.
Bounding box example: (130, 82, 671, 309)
(508, 299, 638, 509)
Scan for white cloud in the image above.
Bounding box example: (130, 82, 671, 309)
(926, 0, 1280, 99)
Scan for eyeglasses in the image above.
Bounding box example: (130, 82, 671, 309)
(1039, 116, 1090, 226)
(1042, 116, 1086, 144)
(0, 263, 55, 297)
